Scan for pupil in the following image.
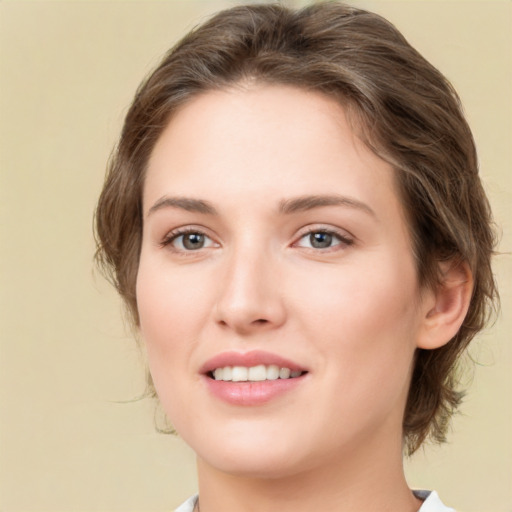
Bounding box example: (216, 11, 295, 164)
(183, 233, 204, 250)
(310, 232, 332, 248)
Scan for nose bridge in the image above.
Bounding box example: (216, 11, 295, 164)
(215, 235, 284, 332)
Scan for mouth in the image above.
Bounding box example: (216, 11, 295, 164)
(209, 364, 307, 382)
(201, 350, 308, 405)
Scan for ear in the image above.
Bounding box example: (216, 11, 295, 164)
(417, 260, 473, 350)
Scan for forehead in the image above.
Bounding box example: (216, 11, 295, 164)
(144, 85, 401, 210)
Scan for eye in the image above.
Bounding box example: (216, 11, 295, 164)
(295, 229, 353, 250)
(162, 229, 217, 251)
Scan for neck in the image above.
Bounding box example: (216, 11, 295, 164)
(195, 432, 421, 512)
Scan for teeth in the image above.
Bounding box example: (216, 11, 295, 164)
(266, 365, 279, 380)
(231, 366, 248, 382)
(279, 367, 291, 379)
(248, 365, 266, 381)
(212, 365, 304, 382)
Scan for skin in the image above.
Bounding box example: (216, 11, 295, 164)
(136, 84, 469, 512)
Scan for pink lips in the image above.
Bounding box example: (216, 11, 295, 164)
(200, 350, 308, 406)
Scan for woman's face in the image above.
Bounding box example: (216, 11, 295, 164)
(137, 85, 430, 477)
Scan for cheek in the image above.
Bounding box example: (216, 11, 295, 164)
(136, 260, 198, 381)
(302, 263, 419, 428)
(136, 263, 197, 426)
(137, 267, 173, 350)
(297, 253, 419, 329)
(136, 258, 209, 341)
(135, 255, 222, 405)
(294, 254, 421, 384)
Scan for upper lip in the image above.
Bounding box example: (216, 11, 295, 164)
(200, 350, 307, 375)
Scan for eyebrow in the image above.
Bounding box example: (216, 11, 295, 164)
(146, 193, 375, 218)
(279, 194, 375, 217)
(147, 196, 218, 217)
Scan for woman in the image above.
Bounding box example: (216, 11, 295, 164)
(95, 3, 497, 511)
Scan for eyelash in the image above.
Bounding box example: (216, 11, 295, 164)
(294, 227, 354, 251)
(160, 227, 217, 252)
(159, 226, 354, 253)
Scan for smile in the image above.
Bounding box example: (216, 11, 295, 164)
(201, 350, 308, 405)
(211, 365, 305, 382)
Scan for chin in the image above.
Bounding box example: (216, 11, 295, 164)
(201, 450, 306, 480)
(190, 426, 311, 479)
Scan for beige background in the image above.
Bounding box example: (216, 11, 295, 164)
(0, 1, 510, 511)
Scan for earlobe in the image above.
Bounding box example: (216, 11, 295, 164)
(417, 260, 473, 350)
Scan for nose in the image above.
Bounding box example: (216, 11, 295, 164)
(214, 246, 286, 335)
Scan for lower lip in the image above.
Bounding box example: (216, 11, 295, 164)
(203, 375, 306, 406)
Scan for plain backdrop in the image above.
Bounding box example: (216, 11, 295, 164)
(1, 1, 511, 511)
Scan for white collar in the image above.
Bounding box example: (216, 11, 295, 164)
(175, 491, 455, 512)
(414, 490, 455, 512)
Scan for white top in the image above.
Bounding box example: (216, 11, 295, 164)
(175, 490, 455, 512)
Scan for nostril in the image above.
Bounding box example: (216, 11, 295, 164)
(254, 319, 269, 325)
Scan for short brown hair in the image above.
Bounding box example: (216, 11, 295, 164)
(95, 2, 498, 454)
